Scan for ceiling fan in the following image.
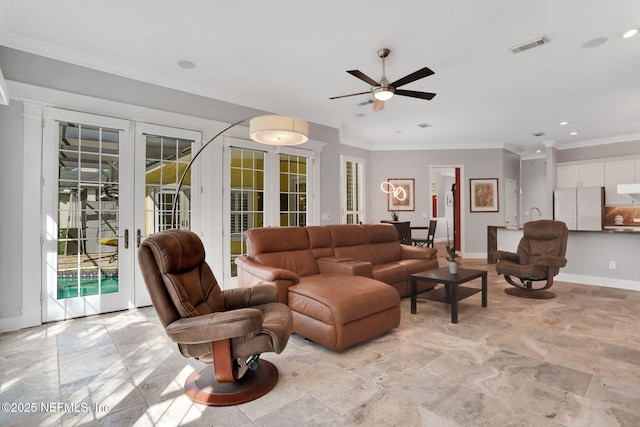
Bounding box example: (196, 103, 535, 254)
(330, 48, 436, 111)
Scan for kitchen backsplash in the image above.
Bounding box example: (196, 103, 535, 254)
(604, 206, 640, 226)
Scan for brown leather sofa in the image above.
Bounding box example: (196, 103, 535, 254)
(235, 223, 438, 351)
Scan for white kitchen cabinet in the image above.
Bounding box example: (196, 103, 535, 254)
(604, 158, 636, 205)
(556, 162, 604, 188)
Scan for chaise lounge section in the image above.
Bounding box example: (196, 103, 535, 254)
(235, 223, 438, 351)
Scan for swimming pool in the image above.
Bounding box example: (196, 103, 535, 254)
(56, 276, 119, 299)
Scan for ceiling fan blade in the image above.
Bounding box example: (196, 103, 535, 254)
(395, 89, 437, 100)
(391, 67, 435, 88)
(347, 70, 380, 87)
(373, 99, 384, 111)
(329, 91, 371, 100)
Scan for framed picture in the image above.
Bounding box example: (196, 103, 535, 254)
(470, 178, 499, 212)
(384, 178, 415, 211)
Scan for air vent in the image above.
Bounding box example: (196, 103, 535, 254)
(357, 99, 374, 107)
(533, 132, 545, 137)
(510, 36, 549, 53)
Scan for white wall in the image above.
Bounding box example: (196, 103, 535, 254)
(497, 228, 640, 290)
(368, 148, 515, 256)
(0, 101, 24, 319)
(521, 158, 549, 222)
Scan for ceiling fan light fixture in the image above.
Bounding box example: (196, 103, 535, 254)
(373, 86, 395, 101)
(249, 115, 309, 146)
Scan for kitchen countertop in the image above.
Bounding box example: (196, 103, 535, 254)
(491, 225, 640, 233)
(487, 224, 638, 264)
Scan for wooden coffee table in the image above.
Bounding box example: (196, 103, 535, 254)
(410, 267, 487, 323)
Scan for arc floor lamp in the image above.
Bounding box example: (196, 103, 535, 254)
(171, 114, 309, 228)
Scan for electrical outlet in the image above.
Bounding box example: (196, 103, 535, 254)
(609, 261, 616, 270)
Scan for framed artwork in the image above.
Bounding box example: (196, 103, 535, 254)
(470, 178, 499, 212)
(384, 178, 415, 211)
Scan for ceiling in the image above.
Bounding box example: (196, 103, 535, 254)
(1, 0, 639, 155)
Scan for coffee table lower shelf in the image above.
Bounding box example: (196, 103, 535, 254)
(410, 267, 488, 324)
(418, 286, 482, 303)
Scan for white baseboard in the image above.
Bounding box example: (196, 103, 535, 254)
(556, 273, 640, 291)
(463, 252, 487, 259)
(0, 307, 41, 333)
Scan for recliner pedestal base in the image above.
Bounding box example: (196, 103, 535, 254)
(505, 287, 555, 299)
(185, 359, 279, 406)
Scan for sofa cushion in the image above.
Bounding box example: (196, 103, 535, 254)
(398, 258, 439, 275)
(306, 226, 335, 259)
(326, 224, 375, 262)
(287, 274, 399, 326)
(245, 227, 319, 277)
(372, 262, 407, 285)
(363, 224, 403, 264)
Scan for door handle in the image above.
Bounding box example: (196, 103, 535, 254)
(124, 229, 129, 249)
(137, 229, 142, 248)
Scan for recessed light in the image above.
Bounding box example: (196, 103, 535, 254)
(570, 131, 578, 136)
(417, 123, 431, 128)
(622, 28, 638, 39)
(536, 150, 541, 153)
(354, 113, 366, 118)
(177, 60, 196, 69)
(559, 121, 569, 126)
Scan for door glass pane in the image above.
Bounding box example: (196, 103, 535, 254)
(230, 147, 265, 276)
(57, 122, 120, 299)
(144, 135, 192, 233)
(279, 154, 308, 227)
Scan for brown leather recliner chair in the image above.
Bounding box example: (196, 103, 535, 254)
(495, 220, 568, 299)
(138, 229, 293, 406)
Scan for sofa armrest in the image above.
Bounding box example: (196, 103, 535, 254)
(401, 245, 438, 260)
(165, 308, 263, 344)
(235, 256, 299, 283)
(235, 256, 299, 304)
(495, 250, 520, 263)
(536, 255, 567, 269)
(223, 284, 278, 309)
(317, 257, 374, 278)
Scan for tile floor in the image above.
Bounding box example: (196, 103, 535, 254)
(2, 260, 640, 426)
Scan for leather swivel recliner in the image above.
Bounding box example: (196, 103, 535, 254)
(138, 229, 293, 406)
(495, 220, 568, 299)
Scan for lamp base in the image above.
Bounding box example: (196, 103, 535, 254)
(184, 359, 279, 406)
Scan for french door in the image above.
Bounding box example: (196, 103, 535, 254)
(223, 139, 314, 286)
(133, 123, 200, 307)
(42, 109, 134, 321)
(42, 109, 201, 321)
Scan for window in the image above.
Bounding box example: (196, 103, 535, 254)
(144, 135, 192, 232)
(57, 121, 121, 299)
(341, 156, 365, 224)
(229, 147, 265, 276)
(279, 153, 308, 226)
